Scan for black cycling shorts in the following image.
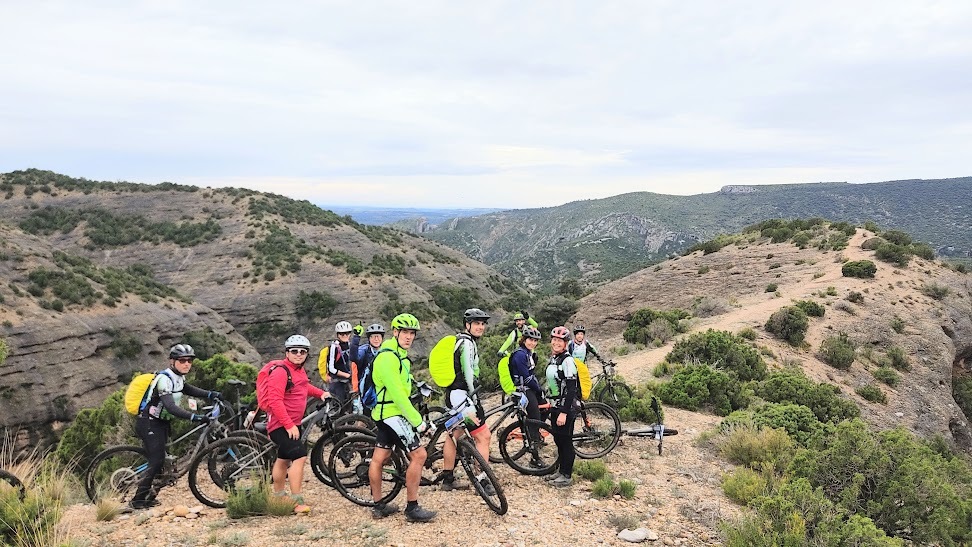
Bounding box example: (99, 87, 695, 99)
(269, 427, 307, 461)
(375, 416, 421, 452)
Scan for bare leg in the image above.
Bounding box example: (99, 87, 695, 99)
(370, 447, 391, 502)
(272, 458, 291, 494)
(406, 447, 427, 502)
(472, 427, 491, 461)
(289, 456, 307, 495)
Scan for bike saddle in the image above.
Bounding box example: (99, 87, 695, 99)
(226, 379, 248, 386)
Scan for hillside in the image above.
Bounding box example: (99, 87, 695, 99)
(421, 178, 972, 291)
(0, 169, 518, 451)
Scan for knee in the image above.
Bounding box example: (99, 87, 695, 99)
(411, 447, 427, 463)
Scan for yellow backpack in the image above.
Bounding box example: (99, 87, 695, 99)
(497, 354, 516, 395)
(575, 359, 592, 400)
(317, 346, 330, 383)
(429, 335, 459, 388)
(124, 371, 170, 415)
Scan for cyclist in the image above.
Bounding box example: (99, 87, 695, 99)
(264, 335, 328, 513)
(497, 311, 539, 357)
(509, 326, 547, 468)
(129, 344, 221, 510)
(354, 323, 386, 412)
(441, 308, 492, 494)
(544, 326, 579, 488)
(568, 325, 601, 363)
(369, 313, 436, 523)
(325, 321, 355, 406)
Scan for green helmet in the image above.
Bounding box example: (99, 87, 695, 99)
(391, 313, 421, 331)
(512, 312, 525, 321)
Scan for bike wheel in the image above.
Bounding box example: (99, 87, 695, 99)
(457, 437, 507, 515)
(597, 383, 634, 409)
(572, 402, 622, 459)
(498, 419, 559, 476)
(0, 469, 26, 501)
(328, 434, 403, 507)
(485, 407, 516, 464)
(333, 413, 376, 431)
(84, 445, 148, 503)
(310, 425, 376, 486)
(188, 436, 272, 509)
(421, 424, 450, 486)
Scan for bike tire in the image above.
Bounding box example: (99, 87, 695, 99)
(597, 383, 634, 409)
(333, 413, 376, 431)
(84, 445, 148, 504)
(187, 435, 272, 509)
(0, 469, 26, 501)
(310, 425, 376, 486)
(457, 437, 507, 515)
(485, 406, 516, 464)
(498, 419, 559, 476)
(572, 401, 622, 459)
(328, 434, 404, 507)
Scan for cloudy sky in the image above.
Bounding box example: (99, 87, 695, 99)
(1, 1, 970, 208)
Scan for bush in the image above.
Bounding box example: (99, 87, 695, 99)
(793, 300, 825, 317)
(692, 295, 728, 317)
(921, 282, 950, 300)
(765, 306, 809, 346)
(294, 290, 338, 324)
(872, 367, 900, 387)
(573, 460, 608, 482)
(764, 283, 778, 293)
(755, 370, 859, 424)
(842, 260, 877, 278)
(644, 319, 675, 345)
(885, 346, 910, 371)
(591, 478, 616, 498)
(737, 327, 757, 341)
(0, 338, 8, 366)
(881, 230, 912, 246)
(657, 364, 750, 416)
(428, 285, 484, 329)
(617, 386, 664, 423)
(719, 424, 795, 469)
(819, 333, 855, 369)
(722, 467, 768, 505)
(861, 237, 884, 250)
(623, 307, 689, 345)
(856, 384, 887, 404)
(890, 316, 905, 334)
(666, 329, 767, 382)
(0, 482, 67, 546)
(846, 291, 864, 303)
(723, 403, 829, 448)
(181, 328, 235, 361)
(954, 375, 972, 426)
(226, 481, 294, 519)
(875, 243, 911, 268)
(533, 294, 578, 329)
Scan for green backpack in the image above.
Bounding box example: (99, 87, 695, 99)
(429, 335, 459, 388)
(497, 354, 516, 395)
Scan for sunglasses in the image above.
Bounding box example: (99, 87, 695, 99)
(287, 348, 309, 355)
(337, 332, 351, 336)
(175, 357, 194, 364)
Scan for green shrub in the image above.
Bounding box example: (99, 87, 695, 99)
(846, 291, 864, 303)
(428, 285, 484, 329)
(885, 346, 910, 371)
(666, 329, 767, 382)
(181, 328, 235, 361)
(294, 290, 338, 324)
(910, 242, 935, 260)
(591, 478, 616, 498)
(0, 485, 66, 547)
(724, 403, 829, 448)
(755, 370, 859, 424)
(573, 460, 608, 482)
(0, 338, 8, 366)
(819, 333, 855, 369)
(226, 481, 292, 519)
(657, 364, 750, 416)
(921, 282, 950, 300)
(856, 384, 887, 404)
(652, 362, 672, 378)
(623, 307, 689, 345)
(954, 375, 972, 426)
(861, 237, 884, 250)
(842, 260, 877, 278)
(737, 327, 757, 341)
(617, 479, 636, 499)
(617, 387, 664, 423)
(890, 316, 905, 334)
(793, 300, 825, 317)
(110, 333, 142, 359)
(881, 230, 912, 246)
(722, 467, 768, 505)
(872, 367, 900, 387)
(875, 243, 911, 267)
(533, 295, 578, 329)
(764, 306, 809, 346)
(719, 424, 795, 469)
(764, 283, 778, 293)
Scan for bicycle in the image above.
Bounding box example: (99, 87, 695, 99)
(83, 399, 251, 504)
(186, 398, 373, 508)
(329, 387, 508, 515)
(0, 468, 25, 501)
(572, 400, 622, 459)
(621, 397, 678, 455)
(590, 358, 634, 409)
(495, 391, 559, 476)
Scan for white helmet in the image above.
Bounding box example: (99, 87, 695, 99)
(335, 321, 353, 334)
(285, 334, 310, 349)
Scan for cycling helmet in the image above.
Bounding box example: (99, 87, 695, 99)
(365, 323, 386, 336)
(522, 326, 542, 340)
(335, 321, 353, 334)
(463, 308, 491, 323)
(512, 312, 525, 321)
(573, 325, 586, 333)
(168, 344, 195, 359)
(285, 334, 311, 349)
(391, 313, 421, 331)
(550, 326, 571, 341)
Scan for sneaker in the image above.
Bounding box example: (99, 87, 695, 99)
(550, 475, 573, 488)
(440, 478, 468, 491)
(128, 499, 160, 510)
(478, 478, 497, 497)
(293, 503, 311, 514)
(529, 457, 546, 469)
(404, 504, 437, 523)
(371, 502, 399, 519)
(543, 472, 563, 482)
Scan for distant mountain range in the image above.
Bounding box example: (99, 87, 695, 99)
(322, 204, 503, 228)
(419, 178, 972, 291)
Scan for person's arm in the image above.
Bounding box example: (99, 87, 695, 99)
(375, 355, 422, 426)
(266, 367, 295, 430)
(154, 375, 198, 420)
(458, 339, 477, 396)
(182, 383, 213, 399)
(588, 342, 601, 359)
(498, 331, 516, 355)
(560, 357, 579, 412)
(328, 342, 351, 379)
(349, 334, 361, 364)
(527, 317, 538, 328)
(307, 383, 326, 400)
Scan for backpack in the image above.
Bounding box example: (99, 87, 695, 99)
(123, 371, 172, 415)
(256, 361, 293, 411)
(317, 346, 330, 383)
(497, 354, 516, 395)
(575, 359, 592, 400)
(357, 348, 382, 410)
(429, 335, 459, 388)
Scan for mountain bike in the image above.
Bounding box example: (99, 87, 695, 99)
(591, 358, 633, 409)
(496, 391, 559, 476)
(0, 468, 25, 501)
(329, 388, 508, 515)
(572, 400, 622, 459)
(621, 397, 678, 455)
(186, 398, 371, 508)
(83, 399, 253, 504)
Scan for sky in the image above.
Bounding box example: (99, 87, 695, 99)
(1, 1, 970, 208)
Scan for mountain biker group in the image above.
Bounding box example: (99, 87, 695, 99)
(133, 308, 602, 518)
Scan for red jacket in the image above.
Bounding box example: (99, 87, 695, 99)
(264, 358, 325, 433)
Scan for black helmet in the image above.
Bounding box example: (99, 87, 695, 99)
(365, 323, 386, 336)
(522, 326, 542, 340)
(573, 325, 586, 334)
(169, 344, 195, 359)
(463, 308, 491, 323)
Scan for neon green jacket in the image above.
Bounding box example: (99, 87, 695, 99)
(498, 317, 539, 355)
(370, 338, 422, 426)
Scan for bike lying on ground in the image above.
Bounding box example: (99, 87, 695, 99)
(621, 397, 678, 455)
(0, 468, 25, 501)
(329, 387, 508, 515)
